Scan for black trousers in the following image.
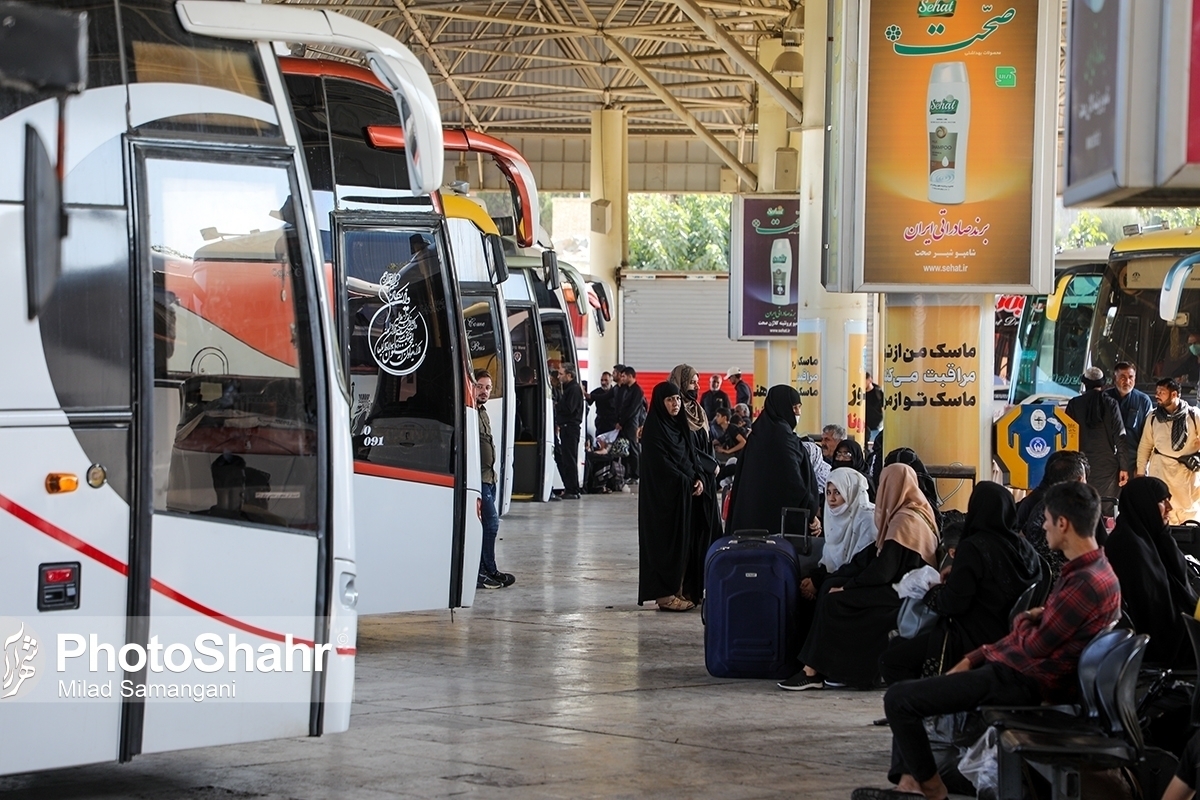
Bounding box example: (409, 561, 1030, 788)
(555, 425, 581, 494)
(618, 429, 640, 480)
(884, 663, 1040, 783)
(879, 631, 933, 686)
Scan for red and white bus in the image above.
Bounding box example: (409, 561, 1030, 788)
(0, 0, 441, 774)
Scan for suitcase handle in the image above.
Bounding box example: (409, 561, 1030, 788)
(780, 507, 812, 555)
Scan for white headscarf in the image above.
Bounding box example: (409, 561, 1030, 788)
(820, 468, 877, 573)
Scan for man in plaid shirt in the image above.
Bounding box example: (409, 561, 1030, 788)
(853, 481, 1121, 800)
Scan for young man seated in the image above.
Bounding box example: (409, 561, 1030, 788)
(852, 481, 1121, 800)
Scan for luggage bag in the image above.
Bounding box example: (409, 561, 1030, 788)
(703, 523, 801, 679)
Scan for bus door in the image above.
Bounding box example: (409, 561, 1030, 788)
(504, 277, 554, 501)
(540, 313, 584, 490)
(334, 214, 474, 613)
(461, 290, 516, 516)
(137, 147, 327, 754)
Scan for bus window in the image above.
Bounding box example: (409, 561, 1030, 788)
(343, 228, 457, 474)
(1012, 273, 1101, 403)
(508, 307, 543, 442)
(146, 157, 319, 530)
(541, 317, 572, 371)
(462, 297, 505, 399)
(122, 1, 278, 138)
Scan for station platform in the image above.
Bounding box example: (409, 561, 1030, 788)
(0, 495, 906, 799)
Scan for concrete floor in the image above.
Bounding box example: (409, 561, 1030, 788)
(0, 495, 909, 800)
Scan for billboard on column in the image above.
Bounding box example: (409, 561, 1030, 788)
(825, 0, 1057, 293)
(730, 196, 800, 339)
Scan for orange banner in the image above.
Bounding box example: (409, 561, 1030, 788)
(863, 0, 1039, 286)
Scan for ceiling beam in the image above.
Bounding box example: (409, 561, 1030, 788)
(670, 0, 805, 125)
(603, 36, 756, 188)
(389, 0, 483, 127)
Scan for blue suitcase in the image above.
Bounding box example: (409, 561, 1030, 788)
(703, 527, 801, 679)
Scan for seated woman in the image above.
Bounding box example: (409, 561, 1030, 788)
(878, 481, 1041, 685)
(805, 468, 877, 592)
(1107, 476, 1199, 666)
(833, 439, 876, 501)
(781, 463, 939, 690)
(876, 447, 942, 528)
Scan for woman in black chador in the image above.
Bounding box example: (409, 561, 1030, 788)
(638, 381, 705, 612)
(1107, 476, 1199, 666)
(726, 384, 820, 534)
(669, 364, 723, 559)
(878, 481, 1041, 684)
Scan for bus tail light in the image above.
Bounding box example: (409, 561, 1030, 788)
(476, 498, 483, 520)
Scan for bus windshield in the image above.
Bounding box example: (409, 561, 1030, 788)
(1011, 272, 1101, 403)
(1090, 255, 1200, 391)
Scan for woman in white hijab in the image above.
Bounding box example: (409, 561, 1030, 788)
(819, 468, 877, 574)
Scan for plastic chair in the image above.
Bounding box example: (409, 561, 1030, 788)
(995, 634, 1150, 800)
(982, 628, 1132, 735)
(1006, 583, 1038, 629)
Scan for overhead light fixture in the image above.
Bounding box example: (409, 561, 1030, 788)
(771, 43, 804, 77)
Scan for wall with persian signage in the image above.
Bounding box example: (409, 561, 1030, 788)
(882, 298, 984, 508)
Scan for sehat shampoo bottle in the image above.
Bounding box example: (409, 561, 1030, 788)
(927, 62, 970, 205)
(770, 238, 793, 305)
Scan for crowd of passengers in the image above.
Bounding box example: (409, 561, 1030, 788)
(622, 366, 1200, 800)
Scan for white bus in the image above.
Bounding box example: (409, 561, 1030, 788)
(279, 57, 483, 614)
(0, 0, 441, 774)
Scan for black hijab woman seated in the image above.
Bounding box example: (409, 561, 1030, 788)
(638, 381, 706, 612)
(834, 438, 876, 501)
(1107, 476, 1200, 666)
(726, 384, 821, 535)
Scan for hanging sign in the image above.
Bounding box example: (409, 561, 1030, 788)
(730, 196, 801, 340)
(834, 0, 1056, 293)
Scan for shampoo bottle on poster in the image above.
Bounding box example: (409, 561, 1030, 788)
(927, 62, 970, 205)
(770, 239, 792, 305)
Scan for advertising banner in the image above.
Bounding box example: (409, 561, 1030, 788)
(845, 320, 868, 442)
(731, 196, 800, 339)
(854, 0, 1055, 292)
(882, 299, 984, 507)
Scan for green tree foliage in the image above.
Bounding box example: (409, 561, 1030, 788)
(1063, 210, 1110, 249)
(628, 193, 731, 271)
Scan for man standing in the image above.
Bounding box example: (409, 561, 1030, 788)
(554, 364, 584, 500)
(474, 371, 514, 590)
(865, 372, 884, 445)
(588, 371, 618, 435)
(615, 366, 646, 482)
(1106, 361, 1154, 448)
(700, 374, 730, 423)
(853, 481, 1120, 800)
(1138, 378, 1200, 523)
(1064, 367, 1130, 508)
(1167, 331, 1200, 387)
(727, 368, 752, 409)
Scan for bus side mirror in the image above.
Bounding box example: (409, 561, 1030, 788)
(542, 249, 560, 290)
(24, 125, 62, 320)
(487, 234, 509, 285)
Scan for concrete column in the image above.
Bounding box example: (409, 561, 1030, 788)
(589, 108, 627, 385)
(880, 293, 993, 512)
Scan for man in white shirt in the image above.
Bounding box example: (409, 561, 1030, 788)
(1137, 378, 1200, 524)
